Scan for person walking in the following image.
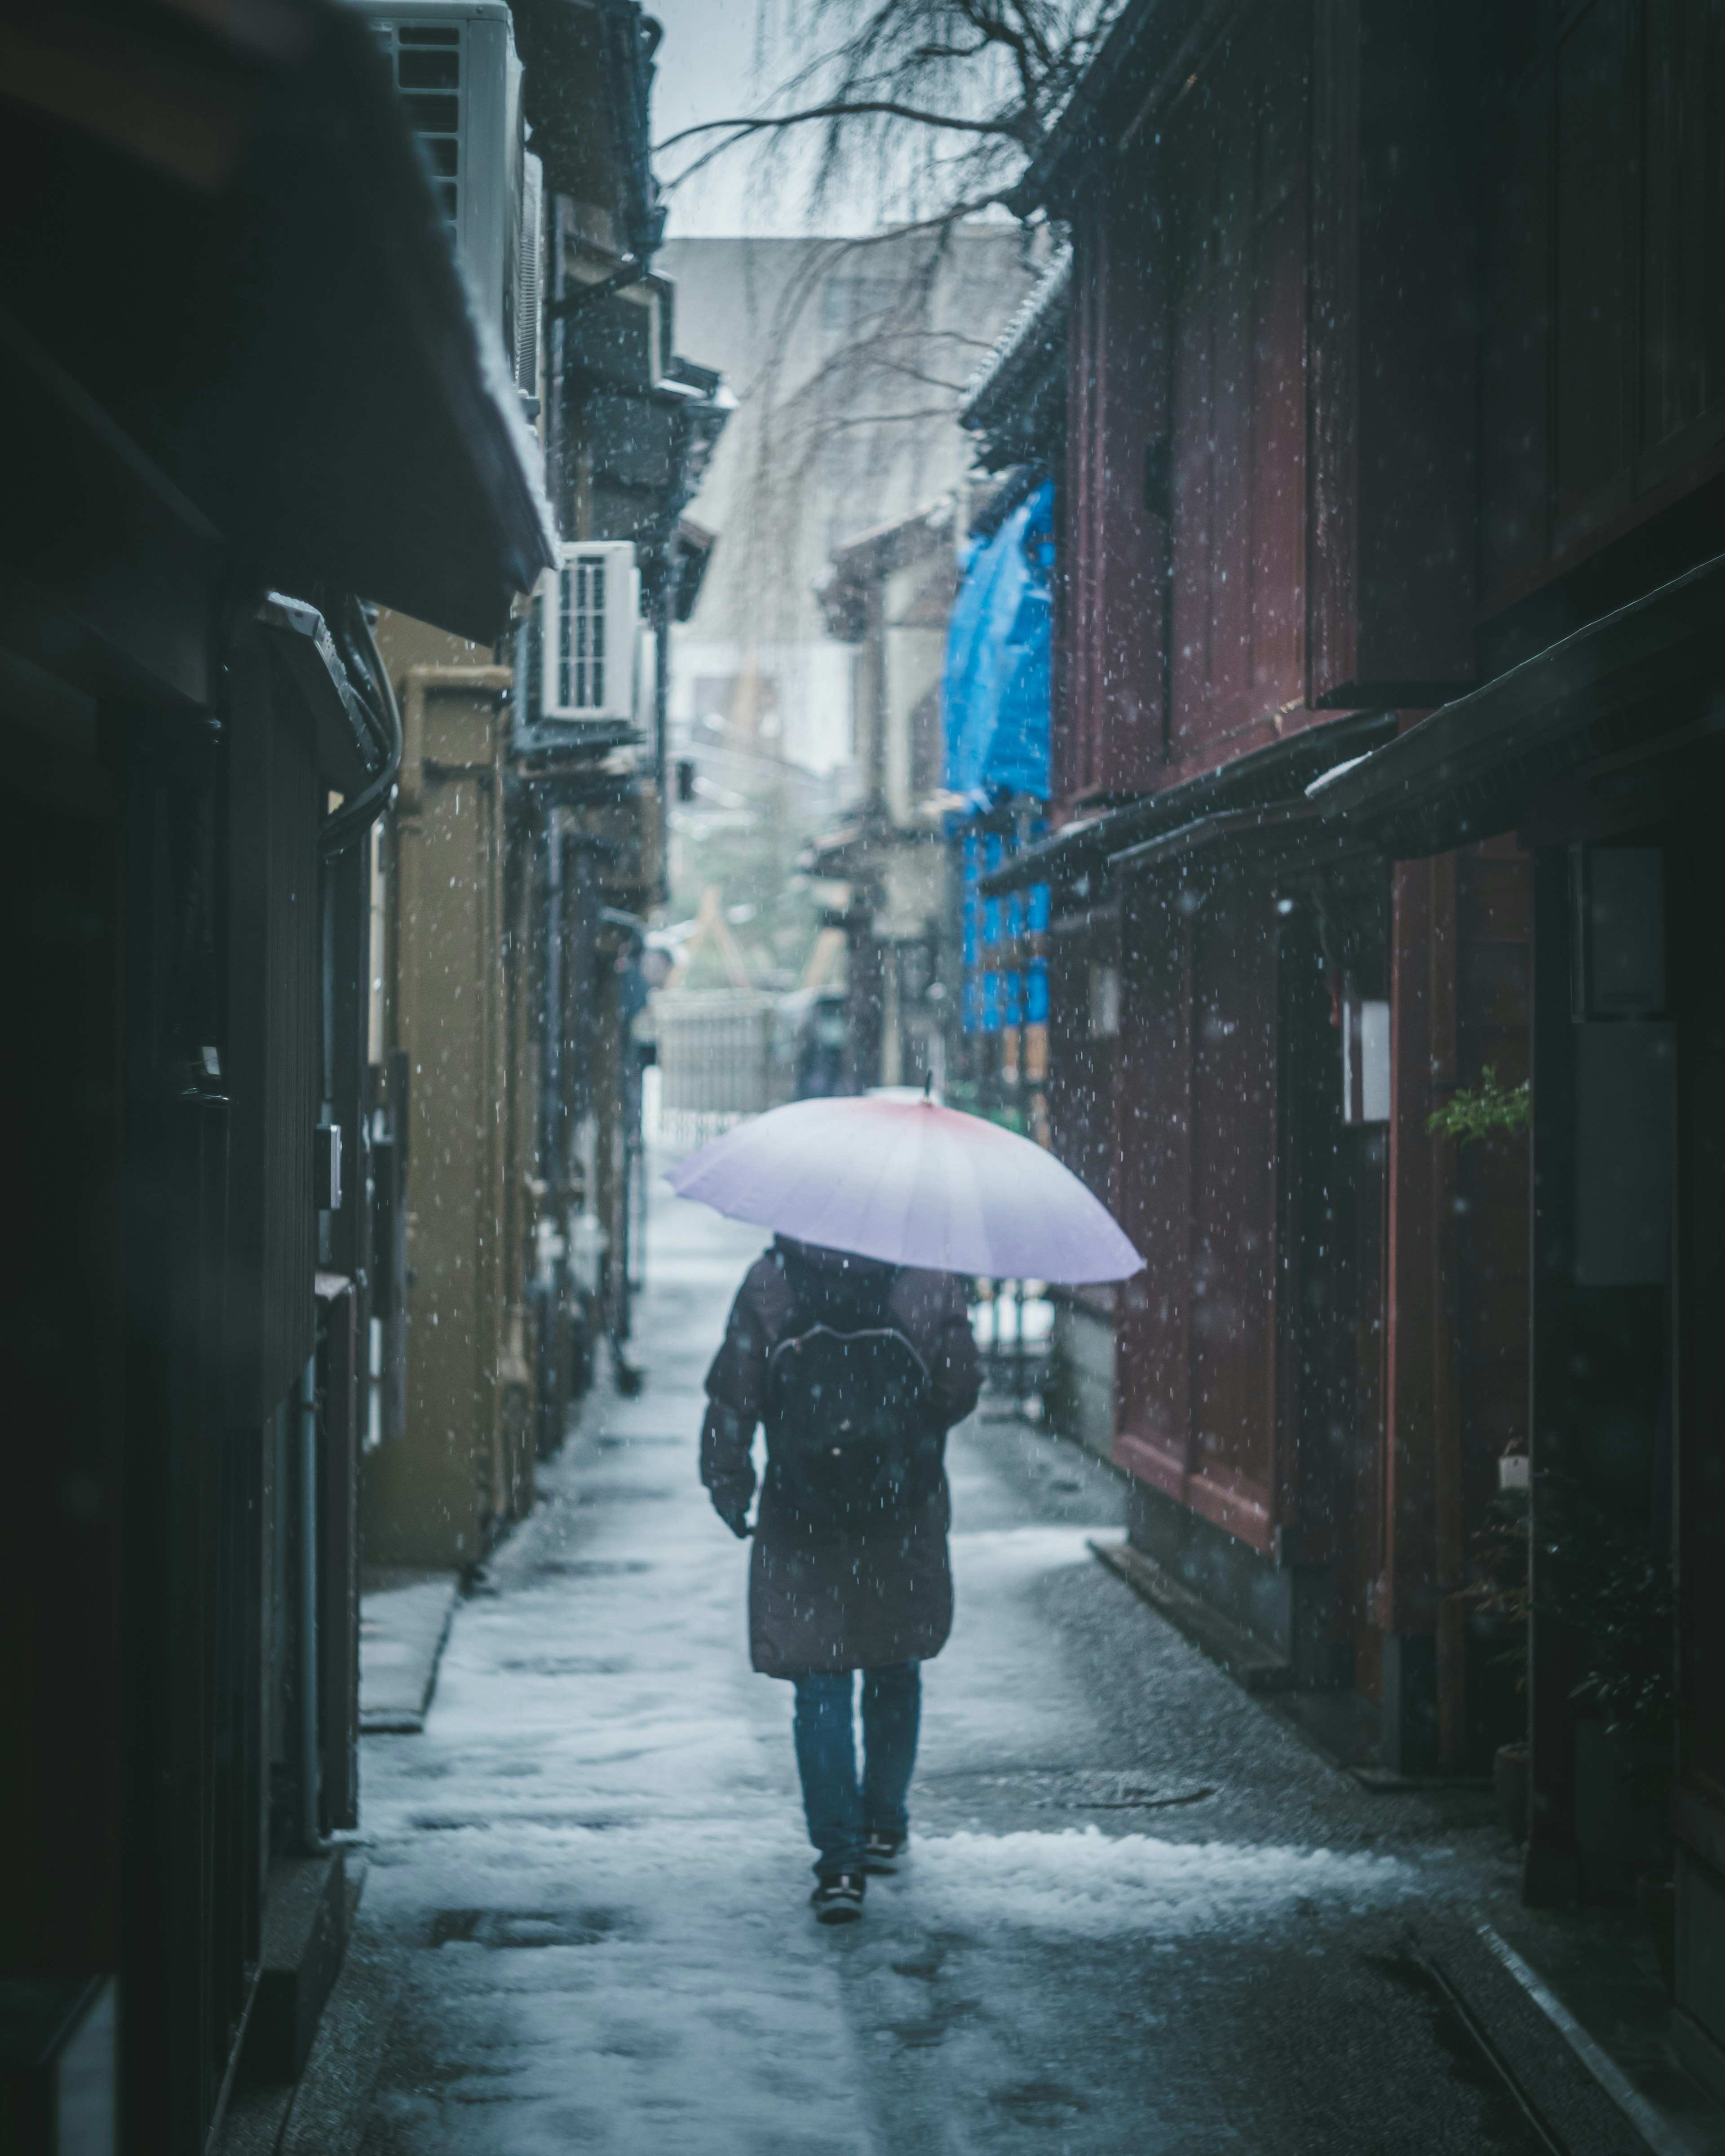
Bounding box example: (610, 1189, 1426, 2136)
(701, 1232, 982, 1923)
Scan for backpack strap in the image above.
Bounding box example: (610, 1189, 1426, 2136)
(767, 1321, 933, 1385)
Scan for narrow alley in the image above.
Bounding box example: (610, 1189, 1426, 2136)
(14, 7, 1725, 2148)
(317, 1176, 1619, 2156)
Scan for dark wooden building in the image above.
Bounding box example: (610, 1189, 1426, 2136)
(974, 0, 1725, 2080)
(985, 0, 1509, 1756)
(1315, 0, 1725, 2063)
(0, 4, 552, 2146)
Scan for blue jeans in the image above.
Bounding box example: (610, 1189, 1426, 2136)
(791, 1661, 920, 1879)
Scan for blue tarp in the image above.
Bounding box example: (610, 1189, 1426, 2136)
(960, 827, 1050, 1036)
(943, 481, 1053, 805)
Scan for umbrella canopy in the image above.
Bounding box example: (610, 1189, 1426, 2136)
(664, 1095, 1142, 1284)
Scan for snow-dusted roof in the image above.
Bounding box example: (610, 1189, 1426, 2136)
(957, 243, 1065, 465)
(958, 241, 1072, 433)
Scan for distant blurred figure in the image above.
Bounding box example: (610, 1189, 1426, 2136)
(794, 988, 850, 1099)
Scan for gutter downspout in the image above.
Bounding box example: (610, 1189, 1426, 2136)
(655, 588, 671, 906)
(537, 812, 568, 1449)
(540, 809, 564, 1181)
(321, 599, 404, 859)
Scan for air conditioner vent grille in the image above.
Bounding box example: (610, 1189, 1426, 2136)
(519, 542, 640, 736)
(557, 557, 612, 712)
(376, 19, 463, 233)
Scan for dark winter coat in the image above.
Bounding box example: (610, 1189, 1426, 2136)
(700, 1238, 982, 1678)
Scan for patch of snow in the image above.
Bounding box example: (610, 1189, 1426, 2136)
(907, 1826, 1408, 1938)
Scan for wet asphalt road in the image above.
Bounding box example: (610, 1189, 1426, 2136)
(347, 1169, 1546, 2155)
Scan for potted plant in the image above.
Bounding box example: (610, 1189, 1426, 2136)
(1466, 1479, 1530, 1841)
(1532, 1474, 1675, 1982)
(1431, 1073, 1534, 1836)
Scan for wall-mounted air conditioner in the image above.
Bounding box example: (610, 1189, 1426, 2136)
(367, 3, 534, 391)
(514, 542, 642, 753)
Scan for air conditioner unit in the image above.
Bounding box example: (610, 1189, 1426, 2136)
(367, 3, 532, 388)
(514, 542, 641, 752)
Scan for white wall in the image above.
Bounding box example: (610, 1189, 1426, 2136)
(662, 230, 1041, 787)
(668, 636, 856, 779)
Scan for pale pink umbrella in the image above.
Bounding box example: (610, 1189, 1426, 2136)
(664, 1094, 1141, 1284)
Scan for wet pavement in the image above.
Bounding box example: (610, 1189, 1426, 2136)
(342, 1171, 1597, 2154)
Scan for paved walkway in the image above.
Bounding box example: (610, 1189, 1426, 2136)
(340, 1173, 1644, 2155)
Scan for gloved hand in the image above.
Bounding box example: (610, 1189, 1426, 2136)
(712, 1490, 752, 1539)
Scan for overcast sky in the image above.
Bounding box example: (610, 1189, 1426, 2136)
(650, 0, 864, 238)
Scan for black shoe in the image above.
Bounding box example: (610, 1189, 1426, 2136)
(862, 1833, 906, 1874)
(811, 1871, 866, 1924)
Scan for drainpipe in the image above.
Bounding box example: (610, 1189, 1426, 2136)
(540, 809, 564, 1181)
(298, 1350, 323, 1851)
(538, 813, 567, 1443)
(654, 589, 671, 906)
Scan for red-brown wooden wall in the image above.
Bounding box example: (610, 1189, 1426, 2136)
(1481, 0, 1725, 614)
(1114, 873, 1287, 1555)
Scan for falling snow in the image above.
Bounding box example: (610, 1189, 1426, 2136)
(341, 1176, 1548, 2155)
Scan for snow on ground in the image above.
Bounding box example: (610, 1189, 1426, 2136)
(347, 1170, 1531, 2156)
(897, 1826, 1406, 1939)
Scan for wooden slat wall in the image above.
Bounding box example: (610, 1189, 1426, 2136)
(1045, 921, 1119, 1205)
(1481, 0, 1725, 614)
(1185, 888, 1281, 1544)
(1674, 767, 1725, 1863)
(107, 714, 265, 2147)
(1638, 0, 1725, 478)
(1526, 844, 1582, 1885)
(1092, 149, 1168, 795)
(1061, 200, 1101, 804)
(1113, 879, 1191, 1473)
(1112, 874, 1284, 1555)
(136, 1090, 242, 2144)
(1480, 7, 1554, 605)
(1166, 13, 1309, 768)
(0, 765, 125, 1982)
(1306, 0, 1477, 705)
(1277, 882, 1391, 1697)
(225, 643, 320, 1427)
(1553, 0, 1635, 544)
(1381, 858, 1458, 1641)
(1058, 154, 1170, 802)
(1453, 840, 1532, 1513)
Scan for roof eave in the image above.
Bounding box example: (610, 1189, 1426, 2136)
(979, 707, 1399, 897)
(0, 0, 557, 642)
(1307, 550, 1725, 857)
(1008, 0, 1190, 218)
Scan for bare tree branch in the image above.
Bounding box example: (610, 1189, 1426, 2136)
(657, 8, 1079, 699)
(658, 1, 1126, 230)
(656, 101, 1031, 159)
(818, 406, 963, 429)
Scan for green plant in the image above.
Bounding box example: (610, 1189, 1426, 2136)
(1533, 1473, 1675, 1748)
(1466, 1472, 1676, 1758)
(1467, 1485, 1530, 1685)
(1428, 1066, 1530, 1146)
